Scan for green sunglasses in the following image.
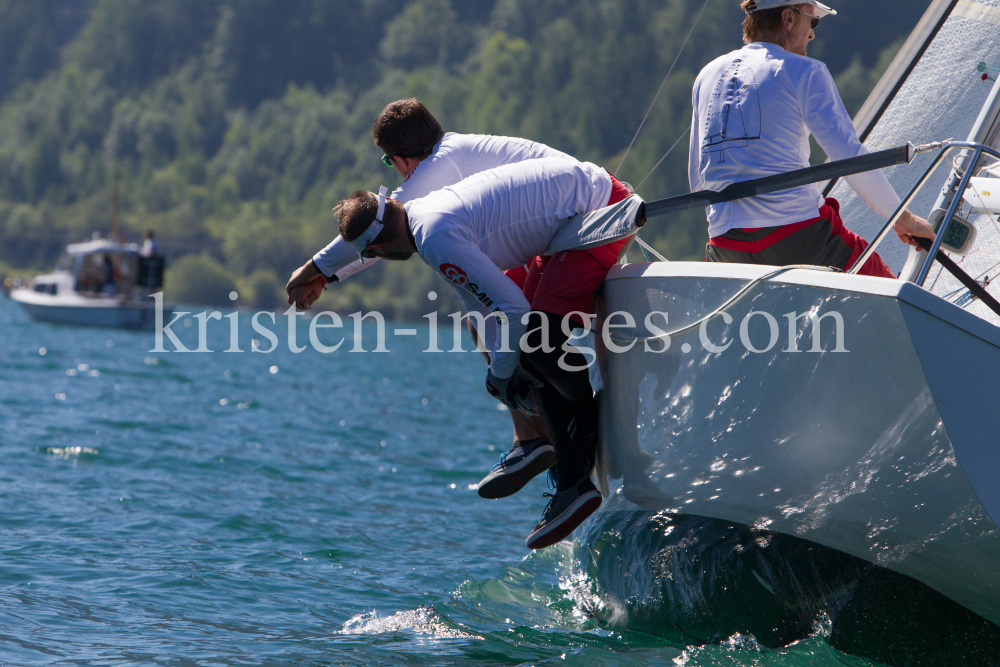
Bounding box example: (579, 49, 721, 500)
(379, 136, 444, 168)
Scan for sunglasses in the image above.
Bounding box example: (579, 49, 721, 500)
(381, 147, 433, 167)
(379, 134, 445, 168)
(788, 7, 820, 29)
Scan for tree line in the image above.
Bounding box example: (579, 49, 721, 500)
(0, 0, 928, 316)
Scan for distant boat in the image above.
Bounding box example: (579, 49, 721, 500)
(10, 239, 170, 331)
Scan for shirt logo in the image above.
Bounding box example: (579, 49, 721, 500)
(702, 59, 761, 164)
(440, 263, 468, 285)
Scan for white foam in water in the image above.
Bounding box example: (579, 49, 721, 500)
(337, 605, 477, 639)
(41, 446, 99, 458)
(721, 632, 765, 652)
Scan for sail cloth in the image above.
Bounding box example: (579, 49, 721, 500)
(829, 0, 1000, 323)
(543, 194, 646, 255)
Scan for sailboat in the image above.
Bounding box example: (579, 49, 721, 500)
(588, 0, 1000, 636)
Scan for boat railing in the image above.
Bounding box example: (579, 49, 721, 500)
(642, 140, 1000, 290)
(846, 141, 1000, 285)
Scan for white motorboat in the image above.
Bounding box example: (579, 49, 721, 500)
(10, 239, 169, 330)
(586, 0, 1000, 644)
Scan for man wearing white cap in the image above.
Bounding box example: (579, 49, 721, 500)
(688, 1, 934, 275)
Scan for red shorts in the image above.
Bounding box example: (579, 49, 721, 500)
(504, 174, 633, 326)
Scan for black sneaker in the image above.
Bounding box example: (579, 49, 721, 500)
(525, 477, 602, 550)
(477, 438, 555, 500)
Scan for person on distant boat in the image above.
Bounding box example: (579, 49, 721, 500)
(102, 254, 116, 296)
(689, 0, 934, 275)
(285, 98, 607, 497)
(141, 230, 159, 258)
(333, 157, 636, 549)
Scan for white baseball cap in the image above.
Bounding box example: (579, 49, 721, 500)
(746, 1, 837, 17)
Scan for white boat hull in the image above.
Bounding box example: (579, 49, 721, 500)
(10, 289, 166, 331)
(594, 262, 1000, 627)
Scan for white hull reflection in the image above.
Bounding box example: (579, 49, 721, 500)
(594, 261, 1000, 627)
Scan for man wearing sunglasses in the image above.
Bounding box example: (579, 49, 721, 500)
(284, 98, 632, 507)
(331, 157, 641, 549)
(286, 99, 578, 294)
(688, 1, 934, 275)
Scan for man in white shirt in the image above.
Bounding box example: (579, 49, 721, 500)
(689, 0, 933, 273)
(333, 157, 635, 549)
(287, 99, 578, 290)
(284, 99, 629, 502)
(140, 229, 159, 258)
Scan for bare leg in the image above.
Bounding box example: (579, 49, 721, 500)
(467, 320, 550, 445)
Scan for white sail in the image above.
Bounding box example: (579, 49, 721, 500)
(830, 0, 1000, 324)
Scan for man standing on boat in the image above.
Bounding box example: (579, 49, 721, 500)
(332, 157, 636, 549)
(689, 0, 934, 274)
(285, 99, 627, 501)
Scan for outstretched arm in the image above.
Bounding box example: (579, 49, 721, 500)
(287, 274, 326, 310)
(286, 259, 322, 293)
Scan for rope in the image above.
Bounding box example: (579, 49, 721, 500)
(614, 0, 711, 177)
(635, 126, 691, 192)
(606, 265, 839, 344)
(638, 240, 652, 263)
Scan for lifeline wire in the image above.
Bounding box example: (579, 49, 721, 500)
(606, 265, 838, 344)
(633, 235, 669, 262)
(614, 0, 711, 177)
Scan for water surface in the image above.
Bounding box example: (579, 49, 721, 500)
(0, 297, 894, 665)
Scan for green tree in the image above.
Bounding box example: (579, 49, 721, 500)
(381, 0, 469, 69)
(164, 252, 235, 305)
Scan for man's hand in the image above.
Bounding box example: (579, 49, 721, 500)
(486, 367, 544, 416)
(894, 211, 936, 249)
(287, 276, 325, 310)
(286, 260, 322, 294)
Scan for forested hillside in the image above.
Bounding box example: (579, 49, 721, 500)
(0, 0, 931, 315)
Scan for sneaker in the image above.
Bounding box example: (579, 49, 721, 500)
(525, 477, 602, 550)
(477, 438, 555, 500)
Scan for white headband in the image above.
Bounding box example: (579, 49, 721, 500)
(746, 0, 836, 17)
(347, 186, 389, 261)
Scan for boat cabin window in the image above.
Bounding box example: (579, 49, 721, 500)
(74, 252, 140, 297)
(55, 252, 74, 273)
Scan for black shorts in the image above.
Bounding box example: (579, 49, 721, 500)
(705, 217, 852, 268)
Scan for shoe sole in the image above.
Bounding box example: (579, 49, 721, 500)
(525, 490, 602, 550)
(477, 446, 555, 500)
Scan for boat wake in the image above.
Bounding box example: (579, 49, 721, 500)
(338, 605, 478, 640)
(576, 505, 1000, 667)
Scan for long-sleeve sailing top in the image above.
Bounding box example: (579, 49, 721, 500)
(689, 42, 901, 237)
(406, 158, 612, 379)
(312, 132, 576, 281)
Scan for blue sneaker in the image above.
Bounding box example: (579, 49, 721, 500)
(477, 437, 555, 500)
(525, 476, 602, 550)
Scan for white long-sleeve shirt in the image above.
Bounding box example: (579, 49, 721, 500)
(689, 42, 901, 237)
(407, 158, 612, 378)
(313, 132, 576, 280)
